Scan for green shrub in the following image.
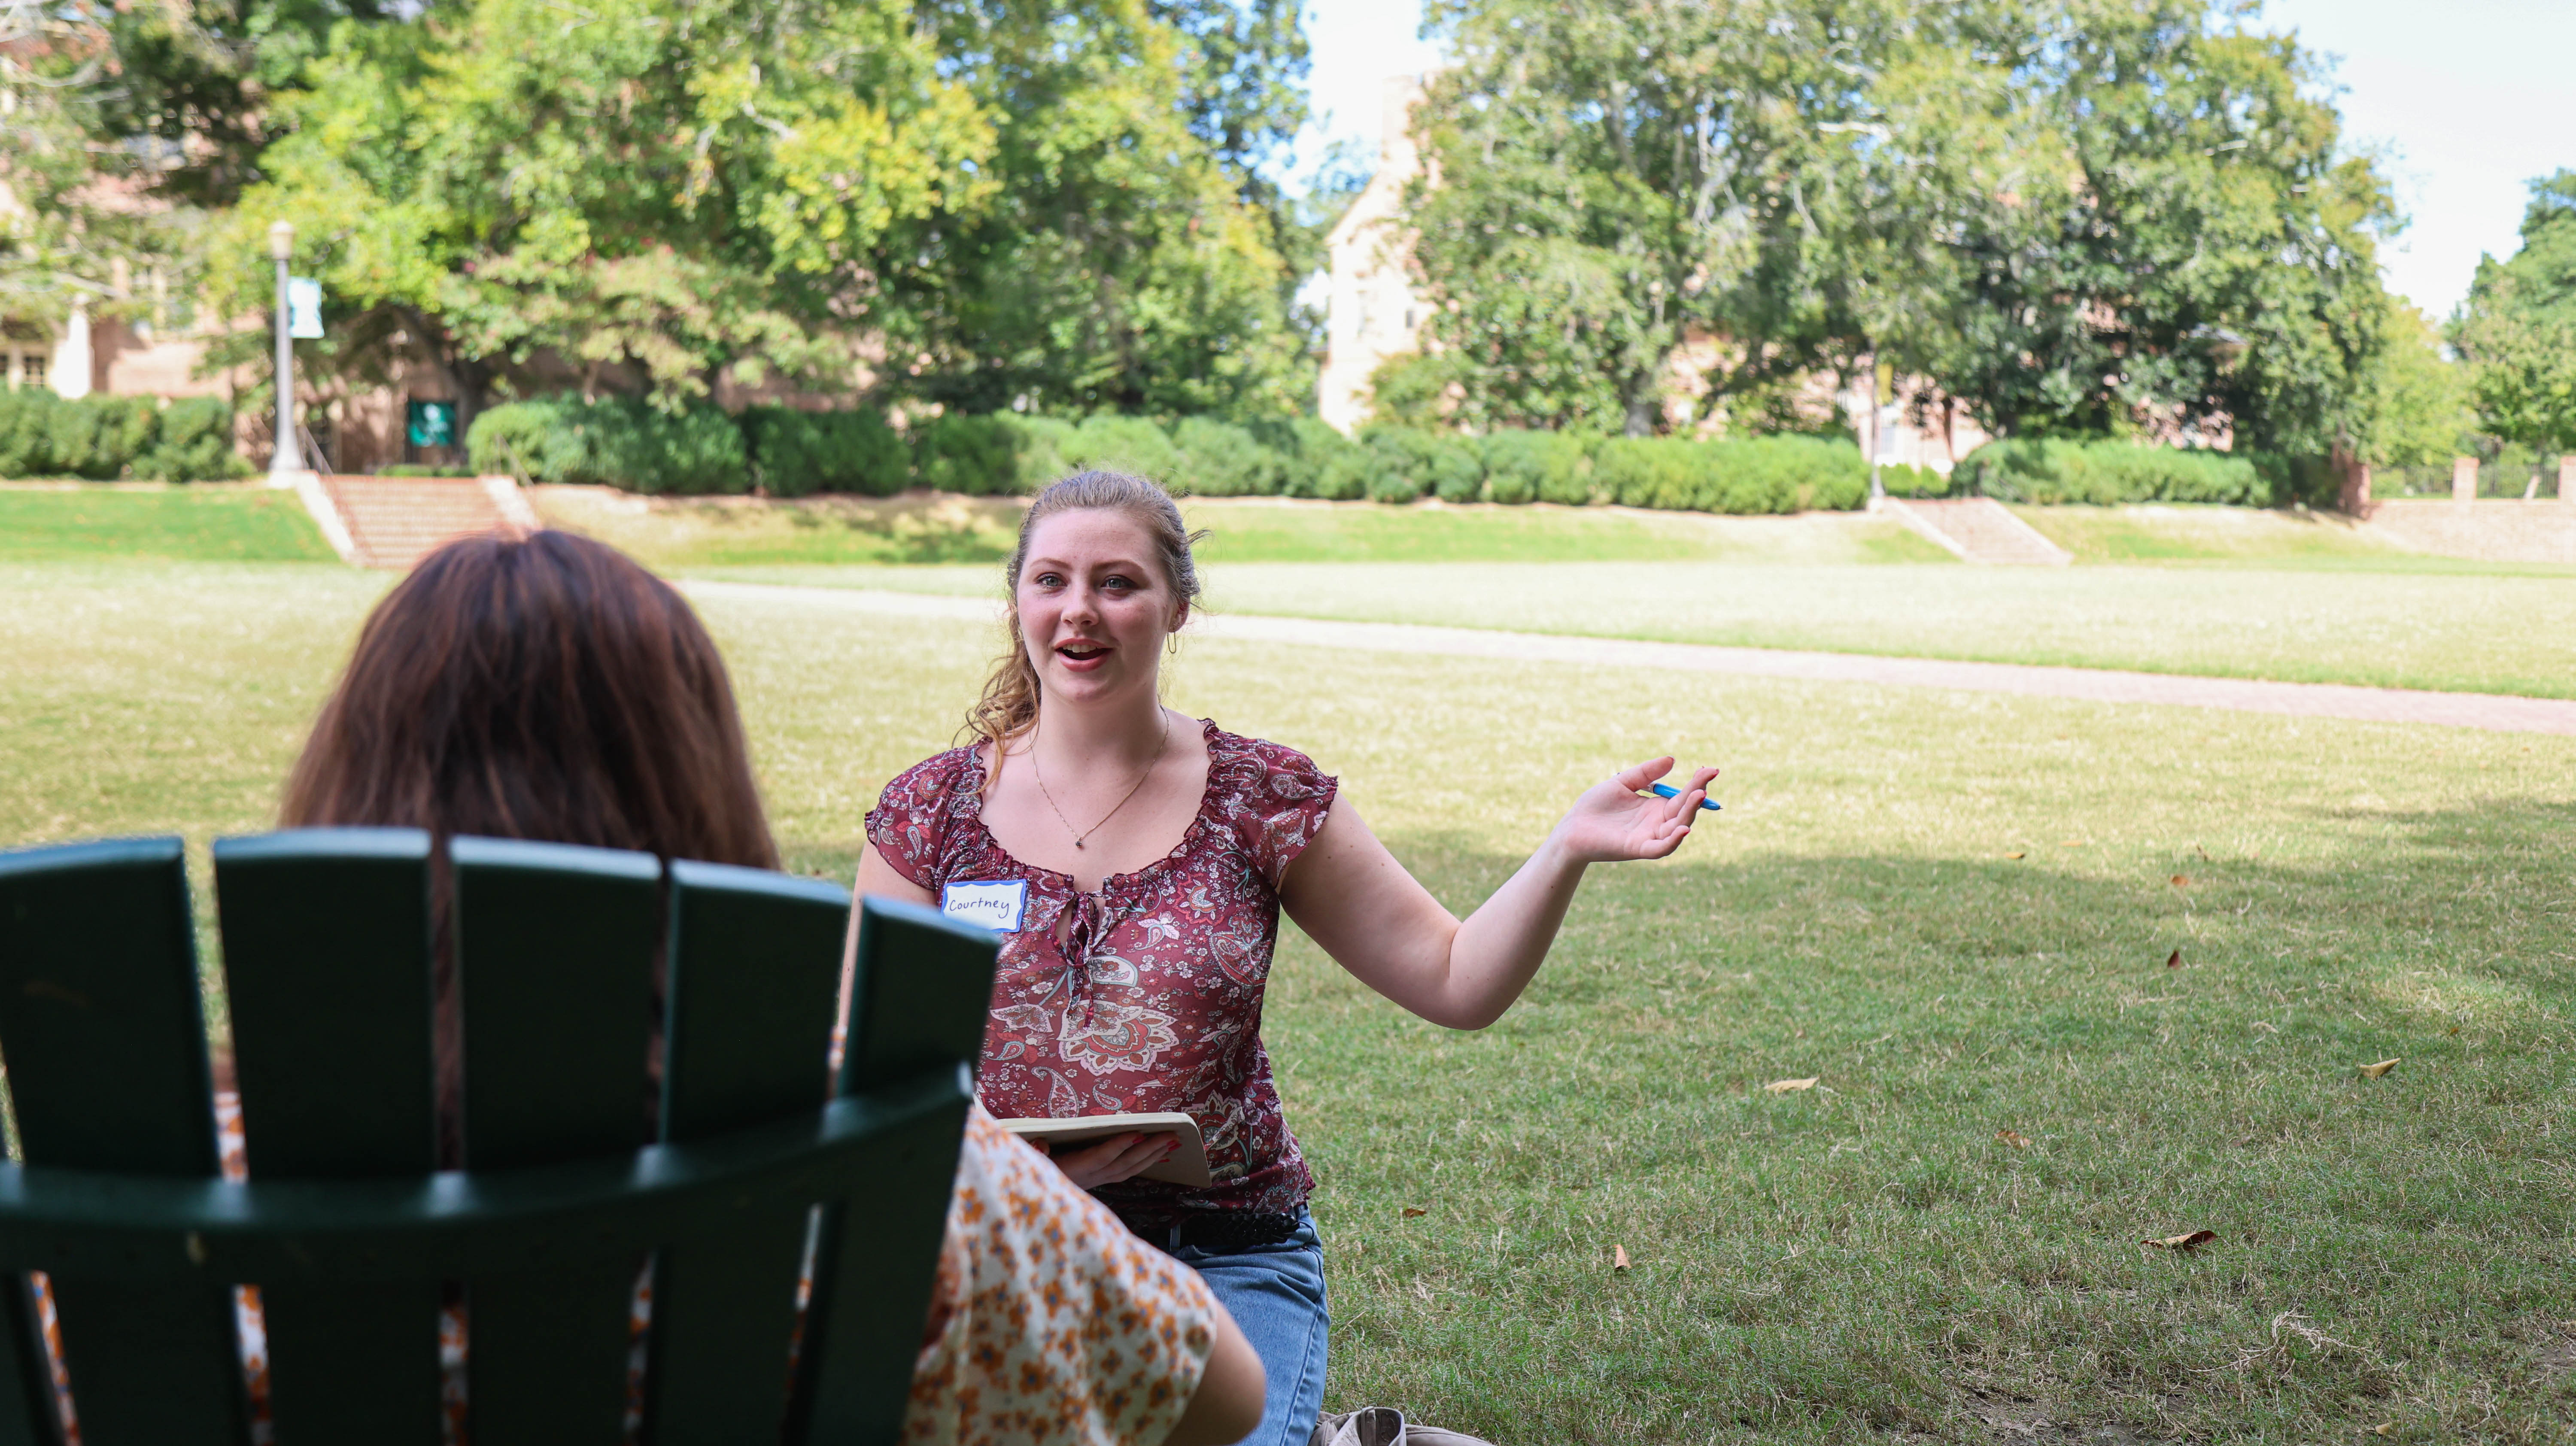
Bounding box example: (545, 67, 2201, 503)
(1955, 438, 2263, 506)
(1355, 427, 1479, 504)
(743, 407, 909, 497)
(465, 400, 568, 479)
(1876, 462, 1952, 498)
(578, 399, 750, 495)
(1170, 417, 1285, 496)
(1062, 415, 1182, 485)
(1593, 437, 1693, 508)
(0, 389, 64, 478)
(36, 395, 159, 480)
(1705, 435, 1868, 513)
(1591, 435, 1865, 513)
(463, 397, 747, 494)
(1280, 419, 1369, 500)
(135, 398, 247, 481)
(1481, 429, 1591, 504)
(913, 413, 1028, 495)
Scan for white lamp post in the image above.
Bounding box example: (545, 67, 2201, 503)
(268, 221, 303, 475)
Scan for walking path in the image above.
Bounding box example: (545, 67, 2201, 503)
(683, 581, 2576, 737)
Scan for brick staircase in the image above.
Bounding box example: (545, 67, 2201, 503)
(1880, 497, 2073, 565)
(295, 475, 541, 568)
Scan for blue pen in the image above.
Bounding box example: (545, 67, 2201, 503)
(1650, 783, 1722, 812)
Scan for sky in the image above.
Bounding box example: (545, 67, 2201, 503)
(1291, 0, 2576, 319)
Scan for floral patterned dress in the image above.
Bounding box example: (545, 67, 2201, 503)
(866, 721, 1338, 1221)
(903, 1106, 1221, 1446)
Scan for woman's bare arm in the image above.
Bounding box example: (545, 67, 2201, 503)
(1163, 1303, 1265, 1446)
(1279, 758, 1718, 1030)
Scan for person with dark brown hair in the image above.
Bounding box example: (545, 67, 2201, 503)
(276, 529, 1263, 1446)
(281, 529, 778, 867)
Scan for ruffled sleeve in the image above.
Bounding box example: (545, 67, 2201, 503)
(864, 748, 976, 892)
(903, 1107, 1219, 1446)
(1224, 734, 1339, 891)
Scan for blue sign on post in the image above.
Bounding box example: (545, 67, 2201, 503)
(407, 400, 456, 450)
(286, 277, 324, 339)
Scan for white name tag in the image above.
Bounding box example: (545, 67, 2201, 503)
(941, 880, 1029, 933)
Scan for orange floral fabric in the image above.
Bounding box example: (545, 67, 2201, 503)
(903, 1106, 1219, 1446)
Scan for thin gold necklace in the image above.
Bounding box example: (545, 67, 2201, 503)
(1030, 711, 1171, 851)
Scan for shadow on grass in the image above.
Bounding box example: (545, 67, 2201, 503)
(1273, 804, 2575, 1443)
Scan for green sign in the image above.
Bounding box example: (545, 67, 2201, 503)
(407, 400, 456, 449)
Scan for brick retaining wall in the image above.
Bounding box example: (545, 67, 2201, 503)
(2363, 497, 2576, 565)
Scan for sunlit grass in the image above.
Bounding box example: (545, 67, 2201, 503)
(0, 483, 334, 563)
(4, 562, 2571, 1443)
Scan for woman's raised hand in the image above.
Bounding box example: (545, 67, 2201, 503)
(1549, 758, 1721, 864)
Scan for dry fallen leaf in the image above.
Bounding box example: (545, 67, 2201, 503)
(1612, 1244, 1632, 1271)
(2166, 947, 2183, 969)
(2140, 1229, 2218, 1252)
(1996, 1129, 2032, 1149)
(2004, 851, 2027, 860)
(2369, 1426, 2394, 1440)
(2358, 1058, 2400, 1078)
(1764, 1077, 1820, 1094)
(1401, 1206, 1427, 1218)
(2169, 874, 2191, 887)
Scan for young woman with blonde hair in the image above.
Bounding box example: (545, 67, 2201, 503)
(283, 529, 1263, 1446)
(857, 472, 1720, 1446)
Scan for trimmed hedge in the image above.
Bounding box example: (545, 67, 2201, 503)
(0, 391, 249, 481)
(1942, 437, 2335, 508)
(466, 397, 749, 494)
(1954, 438, 2266, 505)
(743, 406, 908, 497)
(460, 395, 2338, 518)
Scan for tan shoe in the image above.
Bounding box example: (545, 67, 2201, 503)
(1310, 1407, 1496, 1446)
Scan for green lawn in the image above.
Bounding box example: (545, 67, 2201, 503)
(5, 559, 2571, 1443)
(0, 483, 335, 563)
(686, 559, 2576, 701)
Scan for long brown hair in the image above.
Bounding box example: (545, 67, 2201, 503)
(283, 529, 777, 869)
(966, 470, 1207, 748)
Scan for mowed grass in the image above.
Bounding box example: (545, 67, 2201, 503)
(0, 484, 335, 563)
(684, 559, 2576, 701)
(4, 560, 2571, 1443)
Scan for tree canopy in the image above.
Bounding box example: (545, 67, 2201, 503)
(1390, 0, 2406, 453)
(2451, 171, 2576, 454)
(8, 0, 1315, 419)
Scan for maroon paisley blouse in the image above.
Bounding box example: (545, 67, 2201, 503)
(865, 721, 1337, 1218)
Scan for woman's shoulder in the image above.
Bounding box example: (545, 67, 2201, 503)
(1200, 722, 1337, 884)
(1203, 722, 1336, 807)
(876, 743, 985, 814)
(866, 744, 987, 887)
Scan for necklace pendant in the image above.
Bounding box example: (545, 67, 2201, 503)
(1073, 838, 1086, 850)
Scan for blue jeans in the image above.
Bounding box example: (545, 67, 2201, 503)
(1169, 1211, 1329, 1446)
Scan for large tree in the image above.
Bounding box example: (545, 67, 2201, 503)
(187, 0, 1311, 417)
(1391, 0, 2399, 451)
(2451, 171, 2576, 454)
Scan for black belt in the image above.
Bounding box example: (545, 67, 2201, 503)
(1115, 1207, 1305, 1255)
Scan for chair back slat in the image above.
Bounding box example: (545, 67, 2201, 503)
(452, 836, 661, 1446)
(792, 899, 998, 1442)
(836, 898, 998, 1097)
(0, 839, 245, 1446)
(644, 861, 849, 1443)
(213, 828, 443, 1446)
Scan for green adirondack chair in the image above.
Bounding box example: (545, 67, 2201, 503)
(0, 827, 999, 1446)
